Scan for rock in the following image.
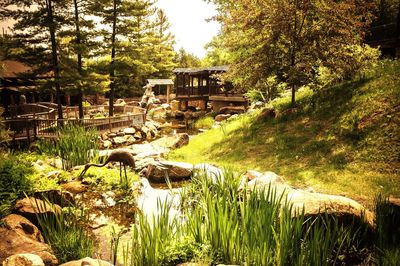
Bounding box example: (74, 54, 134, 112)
(108, 133, 117, 138)
(2, 214, 44, 242)
(141, 126, 150, 135)
(170, 100, 180, 111)
(13, 197, 62, 227)
(102, 140, 113, 149)
(151, 106, 168, 118)
(151, 133, 189, 150)
(123, 127, 136, 135)
(32, 161, 46, 172)
(134, 131, 143, 140)
(146, 132, 153, 140)
(113, 136, 126, 145)
(219, 106, 246, 115)
(144, 160, 193, 183)
(194, 163, 225, 183)
(124, 135, 136, 145)
(115, 98, 126, 105)
(215, 114, 231, 122)
(116, 132, 125, 137)
(3, 254, 45, 266)
(251, 101, 265, 109)
(33, 190, 75, 207)
(131, 143, 168, 159)
(46, 170, 62, 179)
(46, 158, 63, 170)
(59, 257, 112, 266)
(247, 171, 374, 228)
(0, 216, 58, 265)
(61, 181, 88, 194)
(258, 107, 276, 121)
(161, 103, 171, 109)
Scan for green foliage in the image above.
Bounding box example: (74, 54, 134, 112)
(194, 116, 214, 129)
(38, 124, 98, 170)
(0, 155, 33, 218)
(174, 48, 202, 68)
(209, 0, 377, 105)
(122, 169, 369, 265)
(33, 198, 94, 263)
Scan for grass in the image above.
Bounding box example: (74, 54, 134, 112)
(169, 60, 400, 207)
(194, 116, 215, 129)
(121, 169, 373, 265)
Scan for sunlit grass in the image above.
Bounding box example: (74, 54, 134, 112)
(169, 60, 400, 206)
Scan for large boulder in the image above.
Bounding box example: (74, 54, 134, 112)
(33, 190, 75, 207)
(246, 171, 374, 227)
(215, 114, 231, 122)
(2, 214, 44, 242)
(143, 160, 193, 183)
(151, 133, 189, 150)
(2, 254, 45, 266)
(219, 106, 246, 115)
(59, 257, 112, 266)
(13, 197, 62, 227)
(0, 215, 58, 266)
(131, 143, 168, 159)
(61, 181, 88, 194)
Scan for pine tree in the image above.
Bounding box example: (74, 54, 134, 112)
(2, 0, 72, 120)
(149, 9, 176, 78)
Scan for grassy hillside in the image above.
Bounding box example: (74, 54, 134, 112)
(169, 60, 400, 206)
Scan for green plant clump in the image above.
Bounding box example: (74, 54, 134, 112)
(0, 155, 33, 218)
(38, 124, 98, 170)
(33, 197, 94, 263)
(194, 116, 215, 129)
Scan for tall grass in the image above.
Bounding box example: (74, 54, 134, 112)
(121, 169, 367, 265)
(32, 197, 94, 263)
(38, 124, 98, 170)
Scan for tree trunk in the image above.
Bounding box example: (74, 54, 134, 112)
(74, 0, 84, 119)
(109, 0, 117, 117)
(46, 0, 63, 122)
(396, 2, 400, 58)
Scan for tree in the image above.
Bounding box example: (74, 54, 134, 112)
(92, 0, 158, 115)
(1, 0, 71, 119)
(202, 35, 232, 67)
(208, 0, 377, 106)
(174, 47, 202, 68)
(149, 9, 176, 78)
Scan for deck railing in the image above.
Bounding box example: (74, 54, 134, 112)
(2, 111, 146, 142)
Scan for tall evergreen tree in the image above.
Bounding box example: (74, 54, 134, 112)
(149, 9, 176, 78)
(1, 0, 72, 119)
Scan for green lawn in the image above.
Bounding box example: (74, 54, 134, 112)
(169, 60, 400, 207)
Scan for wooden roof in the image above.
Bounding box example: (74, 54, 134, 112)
(0, 60, 33, 78)
(173, 65, 229, 75)
(147, 79, 174, 85)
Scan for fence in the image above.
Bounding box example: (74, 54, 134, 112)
(2, 111, 146, 142)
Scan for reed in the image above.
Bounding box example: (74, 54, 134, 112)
(32, 197, 94, 263)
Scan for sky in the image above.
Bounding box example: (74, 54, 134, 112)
(155, 0, 220, 58)
(0, 0, 220, 58)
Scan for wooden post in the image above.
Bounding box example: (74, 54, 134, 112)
(109, 116, 112, 132)
(167, 84, 171, 104)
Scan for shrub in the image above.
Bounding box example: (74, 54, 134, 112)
(0, 155, 33, 218)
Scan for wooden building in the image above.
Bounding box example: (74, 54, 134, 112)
(173, 66, 247, 111)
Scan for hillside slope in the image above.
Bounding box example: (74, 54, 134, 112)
(169, 60, 400, 206)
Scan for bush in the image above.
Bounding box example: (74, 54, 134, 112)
(0, 154, 33, 218)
